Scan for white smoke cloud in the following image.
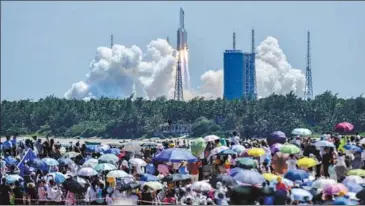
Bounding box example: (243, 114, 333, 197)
(65, 36, 305, 100)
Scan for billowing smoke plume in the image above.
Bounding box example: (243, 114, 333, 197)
(65, 36, 305, 100)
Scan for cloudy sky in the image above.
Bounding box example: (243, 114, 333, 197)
(2, 1, 365, 100)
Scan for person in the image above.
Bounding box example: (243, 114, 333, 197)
(178, 161, 188, 175)
(11, 134, 18, 157)
(2, 136, 13, 156)
(275, 177, 288, 192)
(322, 147, 332, 178)
(188, 160, 201, 182)
(0, 178, 11, 205)
(13, 180, 24, 205)
(47, 179, 63, 205)
(286, 154, 297, 170)
(141, 185, 153, 205)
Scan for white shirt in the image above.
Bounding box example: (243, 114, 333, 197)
(286, 159, 297, 170)
(335, 156, 346, 167)
(231, 136, 240, 145)
(85, 186, 99, 202)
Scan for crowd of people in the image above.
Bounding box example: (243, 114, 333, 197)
(1, 128, 365, 205)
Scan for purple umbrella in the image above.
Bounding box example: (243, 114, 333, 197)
(153, 148, 197, 163)
(267, 131, 287, 146)
(270, 143, 283, 154)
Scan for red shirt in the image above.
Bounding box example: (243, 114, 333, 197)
(276, 182, 288, 191)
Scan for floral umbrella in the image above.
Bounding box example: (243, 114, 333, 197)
(335, 122, 354, 133)
(323, 183, 348, 195)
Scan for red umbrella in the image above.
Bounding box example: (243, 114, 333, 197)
(334, 122, 354, 133)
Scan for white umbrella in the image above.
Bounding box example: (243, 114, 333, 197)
(314, 140, 335, 148)
(204, 135, 220, 142)
(129, 158, 147, 167)
(107, 170, 130, 178)
(291, 128, 312, 136)
(77, 167, 98, 177)
(124, 142, 142, 153)
(290, 188, 313, 201)
(312, 178, 337, 189)
(191, 181, 212, 192)
(342, 175, 365, 185)
(208, 146, 229, 158)
(83, 158, 98, 168)
(359, 138, 365, 145)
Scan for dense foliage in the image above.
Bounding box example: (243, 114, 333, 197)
(1, 91, 365, 139)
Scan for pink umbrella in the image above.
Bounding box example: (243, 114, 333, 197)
(334, 122, 354, 133)
(323, 183, 348, 195)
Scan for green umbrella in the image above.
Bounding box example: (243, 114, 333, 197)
(94, 163, 117, 172)
(191, 138, 206, 156)
(236, 157, 257, 169)
(280, 144, 301, 154)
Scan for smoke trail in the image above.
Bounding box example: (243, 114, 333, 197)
(65, 36, 305, 100)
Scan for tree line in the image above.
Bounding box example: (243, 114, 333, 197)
(1, 91, 364, 139)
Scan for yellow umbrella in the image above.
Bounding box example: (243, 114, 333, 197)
(262, 173, 279, 181)
(347, 169, 365, 177)
(247, 148, 266, 157)
(297, 157, 317, 168)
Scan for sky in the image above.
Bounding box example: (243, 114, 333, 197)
(2, 1, 365, 101)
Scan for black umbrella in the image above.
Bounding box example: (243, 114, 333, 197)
(121, 182, 141, 191)
(356, 188, 365, 200)
(161, 174, 191, 182)
(63, 176, 88, 194)
(230, 185, 262, 205)
(209, 174, 238, 188)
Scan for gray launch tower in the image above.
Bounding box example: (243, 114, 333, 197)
(304, 31, 313, 100)
(174, 7, 187, 101)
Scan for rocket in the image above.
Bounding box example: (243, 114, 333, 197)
(177, 7, 188, 51)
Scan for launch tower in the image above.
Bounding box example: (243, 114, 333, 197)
(304, 31, 313, 100)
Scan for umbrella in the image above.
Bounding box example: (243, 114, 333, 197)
(4, 156, 18, 165)
(94, 163, 117, 172)
(121, 182, 141, 191)
(77, 167, 98, 177)
(154, 148, 197, 163)
(204, 135, 220, 142)
(323, 183, 348, 195)
(6, 174, 23, 184)
(140, 174, 159, 182)
(98, 154, 119, 164)
(123, 142, 142, 154)
(333, 197, 358, 205)
(83, 158, 98, 168)
(229, 167, 245, 177)
(356, 188, 365, 200)
(191, 181, 212, 192)
(284, 169, 309, 182)
(28, 158, 48, 170)
(271, 152, 289, 175)
(107, 170, 131, 178)
(209, 174, 238, 188)
(312, 178, 337, 189)
(343, 175, 365, 185)
(58, 158, 74, 166)
(105, 148, 121, 155)
(63, 176, 88, 194)
(161, 174, 191, 182)
(142, 181, 164, 191)
(344, 145, 363, 153)
(291, 128, 312, 136)
(219, 149, 237, 156)
(191, 138, 207, 156)
(209, 146, 229, 158)
(290, 188, 313, 201)
(267, 131, 286, 146)
(270, 143, 283, 154)
(262, 173, 279, 182)
(297, 157, 317, 168)
(280, 144, 301, 154)
(335, 122, 354, 133)
(42, 157, 59, 166)
(49, 172, 66, 184)
(231, 145, 246, 155)
(62, 151, 80, 159)
(235, 157, 257, 169)
(230, 185, 263, 204)
(141, 142, 158, 148)
(270, 178, 294, 188)
(344, 182, 363, 193)
(129, 158, 147, 167)
(347, 169, 365, 177)
(233, 170, 265, 186)
(314, 140, 336, 148)
(247, 148, 266, 157)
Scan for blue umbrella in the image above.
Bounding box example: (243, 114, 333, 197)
(6, 174, 23, 184)
(58, 158, 74, 166)
(42, 157, 59, 166)
(28, 158, 48, 171)
(153, 148, 197, 163)
(233, 170, 265, 186)
(219, 149, 237, 156)
(344, 182, 363, 193)
(344, 145, 363, 153)
(4, 156, 18, 165)
(140, 174, 159, 182)
(333, 197, 358, 205)
(284, 169, 309, 182)
(105, 148, 121, 155)
(49, 172, 66, 184)
(229, 167, 245, 177)
(290, 188, 313, 201)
